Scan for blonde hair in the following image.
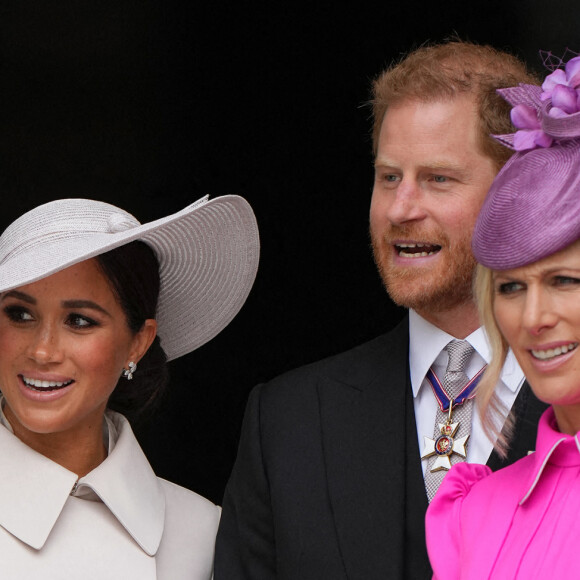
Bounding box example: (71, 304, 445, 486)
(474, 264, 513, 456)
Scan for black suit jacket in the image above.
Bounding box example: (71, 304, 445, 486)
(215, 318, 547, 579)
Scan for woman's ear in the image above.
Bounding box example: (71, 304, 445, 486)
(129, 319, 157, 364)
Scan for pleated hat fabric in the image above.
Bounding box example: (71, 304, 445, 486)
(0, 195, 260, 361)
(472, 140, 580, 270)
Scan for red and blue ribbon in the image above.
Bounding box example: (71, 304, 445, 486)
(425, 365, 486, 412)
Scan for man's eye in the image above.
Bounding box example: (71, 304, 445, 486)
(432, 175, 449, 183)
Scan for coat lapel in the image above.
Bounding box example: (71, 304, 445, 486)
(0, 425, 77, 549)
(318, 320, 409, 580)
(403, 371, 431, 577)
(487, 381, 548, 471)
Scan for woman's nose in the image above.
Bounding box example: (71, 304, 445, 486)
(522, 289, 557, 336)
(27, 325, 63, 364)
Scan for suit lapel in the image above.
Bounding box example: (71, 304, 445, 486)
(315, 320, 546, 578)
(487, 381, 548, 471)
(403, 371, 431, 577)
(317, 320, 409, 580)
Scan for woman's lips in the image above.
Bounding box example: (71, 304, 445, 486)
(530, 342, 578, 361)
(525, 342, 579, 374)
(21, 375, 75, 391)
(17, 374, 76, 401)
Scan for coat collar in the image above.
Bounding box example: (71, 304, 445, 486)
(79, 411, 165, 555)
(0, 409, 165, 555)
(0, 424, 77, 550)
(519, 406, 580, 505)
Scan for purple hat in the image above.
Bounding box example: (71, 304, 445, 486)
(472, 56, 580, 270)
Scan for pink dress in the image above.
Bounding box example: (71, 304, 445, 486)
(426, 407, 580, 579)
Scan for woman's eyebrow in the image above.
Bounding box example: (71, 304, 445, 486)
(1, 290, 35, 304)
(62, 299, 111, 317)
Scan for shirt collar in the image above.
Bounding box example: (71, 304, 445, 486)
(408, 309, 523, 397)
(519, 406, 580, 504)
(0, 407, 165, 555)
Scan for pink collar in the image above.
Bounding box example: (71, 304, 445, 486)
(519, 406, 580, 504)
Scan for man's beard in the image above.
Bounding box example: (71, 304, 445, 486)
(370, 224, 477, 316)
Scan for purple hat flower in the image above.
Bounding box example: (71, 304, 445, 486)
(493, 57, 580, 152)
(473, 55, 580, 270)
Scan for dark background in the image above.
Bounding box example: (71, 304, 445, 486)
(0, 1, 578, 503)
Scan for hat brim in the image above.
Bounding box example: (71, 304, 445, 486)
(0, 195, 260, 361)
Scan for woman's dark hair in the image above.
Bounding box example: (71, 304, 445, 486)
(95, 240, 168, 424)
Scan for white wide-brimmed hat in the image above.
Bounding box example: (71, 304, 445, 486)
(0, 195, 259, 361)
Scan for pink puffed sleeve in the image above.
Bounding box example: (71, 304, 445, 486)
(425, 463, 491, 580)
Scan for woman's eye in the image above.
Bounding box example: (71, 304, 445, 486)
(66, 314, 97, 329)
(497, 281, 523, 295)
(554, 276, 580, 286)
(3, 305, 34, 322)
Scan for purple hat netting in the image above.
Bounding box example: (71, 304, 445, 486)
(472, 54, 580, 269)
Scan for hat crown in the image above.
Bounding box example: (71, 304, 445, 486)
(473, 141, 580, 269)
(0, 199, 140, 266)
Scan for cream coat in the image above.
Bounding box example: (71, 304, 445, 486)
(0, 409, 220, 579)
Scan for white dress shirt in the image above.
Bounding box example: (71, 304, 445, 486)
(0, 402, 220, 579)
(408, 310, 525, 476)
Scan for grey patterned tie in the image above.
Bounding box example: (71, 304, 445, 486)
(424, 340, 475, 502)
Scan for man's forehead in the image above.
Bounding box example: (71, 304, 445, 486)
(375, 95, 487, 162)
(387, 95, 476, 132)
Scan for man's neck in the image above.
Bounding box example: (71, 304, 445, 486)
(414, 301, 480, 339)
